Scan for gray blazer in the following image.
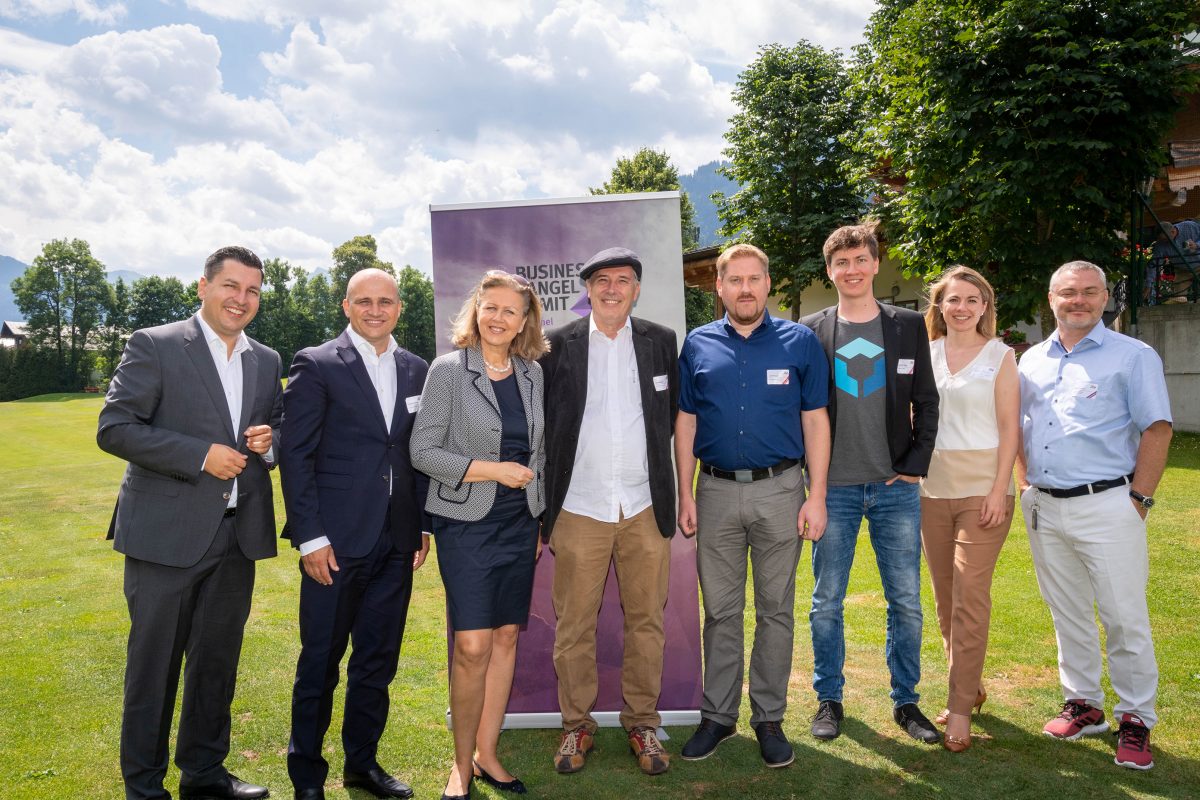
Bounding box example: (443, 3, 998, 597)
(97, 315, 283, 568)
(410, 346, 546, 522)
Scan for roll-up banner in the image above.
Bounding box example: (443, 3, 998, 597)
(429, 191, 701, 728)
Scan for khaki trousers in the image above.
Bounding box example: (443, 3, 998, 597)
(551, 506, 671, 732)
(920, 495, 1012, 715)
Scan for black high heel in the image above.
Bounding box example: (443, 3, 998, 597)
(472, 760, 527, 795)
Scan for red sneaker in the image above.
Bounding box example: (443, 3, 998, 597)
(1043, 700, 1109, 740)
(1114, 713, 1154, 770)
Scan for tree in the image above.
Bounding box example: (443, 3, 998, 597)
(331, 235, 395, 301)
(99, 277, 131, 380)
(129, 276, 196, 332)
(246, 257, 301, 367)
(592, 148, 699, 250)
(684, 286, 714, 331)
(395, 266, 436, 362)
(853, 0, 1197, 328)
(11, 238, 109, 389)
(716, 42, 865, 316)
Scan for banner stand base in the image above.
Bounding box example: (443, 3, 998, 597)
(446, 709, 702, 731)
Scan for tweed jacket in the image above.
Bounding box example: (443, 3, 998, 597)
(410, 346, 546, 522)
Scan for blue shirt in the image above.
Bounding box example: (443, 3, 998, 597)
(679, 313, 829, 471)
(1019, 321, 1172, 489)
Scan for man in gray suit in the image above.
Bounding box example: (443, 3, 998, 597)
(98, 246, 282, 800)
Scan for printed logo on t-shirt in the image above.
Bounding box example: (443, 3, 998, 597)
(834, 337, 885, 398)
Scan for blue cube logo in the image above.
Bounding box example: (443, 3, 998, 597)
(834, 337, 885, 398)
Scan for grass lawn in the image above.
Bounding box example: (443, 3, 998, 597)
(1, 393, 1197, 799)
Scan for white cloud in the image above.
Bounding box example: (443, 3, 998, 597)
(0, 26, 67, 70)
(0, 0, 126, 26)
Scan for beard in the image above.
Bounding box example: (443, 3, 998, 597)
(726, 297, 764, 326)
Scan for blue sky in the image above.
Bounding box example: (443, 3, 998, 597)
(0, 0, 874, 277)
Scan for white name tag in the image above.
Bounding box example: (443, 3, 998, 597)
(766, 369, 790, 385)
(1071, 382, 1099, 399)
(653, 374, 668, 391)
(896, 358, 915, 375)
(966, 364, 997, 380)
(405, 395, 421, 413)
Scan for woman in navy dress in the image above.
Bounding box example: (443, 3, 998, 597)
(411, 270, 548, 800)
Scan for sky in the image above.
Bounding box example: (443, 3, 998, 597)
(0, 0, 875, 278)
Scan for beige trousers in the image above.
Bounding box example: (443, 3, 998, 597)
(550, 507, 671, 732)
(920, 495, 1012, 715)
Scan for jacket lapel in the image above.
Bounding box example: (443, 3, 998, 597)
(879, 302, 902, 411)
(465, 347, 500, 415)
(514, 355, 537, 447)
(631, 320, 655, 427)
(567, 319, 590, 409)
(337, 334, 390, 436)
(236, 344, 259, 444)
(183, 316, 236, 444)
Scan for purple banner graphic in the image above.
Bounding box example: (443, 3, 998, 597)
(430, 193, 700, 727)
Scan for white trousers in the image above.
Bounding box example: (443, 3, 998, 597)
(1021, 485, 1158, 727)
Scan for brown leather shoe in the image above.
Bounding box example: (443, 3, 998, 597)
(628, 727, 670, 775)
(554, 726, 594, 774)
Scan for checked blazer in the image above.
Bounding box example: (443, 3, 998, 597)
(410, 346, 546, 522)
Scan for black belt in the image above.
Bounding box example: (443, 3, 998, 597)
(1036, 474, 1132, 499)
(223, 507, 238, 518)
(700, 458, 801, 483)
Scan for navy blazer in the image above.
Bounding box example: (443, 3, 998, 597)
(799, 302, 939, 478)
(279, 330, 430, 557)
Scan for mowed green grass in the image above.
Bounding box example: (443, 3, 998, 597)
(1, 394, 1197, 800)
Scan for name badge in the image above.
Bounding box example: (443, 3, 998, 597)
(1071, 382, 1099, 399)
(966, 364, 997, 380)
(896, 358, 915, 375)
(766, 369, 790, 385)
(405, 395, 422, 413)
(653, 374, 668, 391)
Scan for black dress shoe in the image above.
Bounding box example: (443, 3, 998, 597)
(472, 760, 526, 794)
(811, 700, 844, 740)
(754, 721, 795, 768)
(179, 774, 269, 800)
(294, 790, 325, 800)
(894, 703, 942, 744)
(343, 768, 414, 799)
(680, 718, 736, 760)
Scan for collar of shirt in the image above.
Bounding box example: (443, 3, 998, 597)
(346, 325, 398, 364)
(195, 313, 250, 362)
(721, 311, 773, 339)
(1048, 320, 1106, 356)
(588, 313, 632, 341)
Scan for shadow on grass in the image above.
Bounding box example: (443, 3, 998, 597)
(11, 392, 101, 403)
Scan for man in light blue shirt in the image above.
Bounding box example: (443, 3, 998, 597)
(1016, 260, 1172, 771)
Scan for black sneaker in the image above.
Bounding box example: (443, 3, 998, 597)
(753, 721, 794, 768)
(894, 703, 941, 744)
(680, 718, 736, 761)
(811, 700, 844, 740)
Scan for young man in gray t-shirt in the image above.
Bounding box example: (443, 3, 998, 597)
(799, 224, 940, 744)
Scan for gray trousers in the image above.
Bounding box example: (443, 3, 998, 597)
(121, 516, 255, 800)
(695, 464, 804, 727)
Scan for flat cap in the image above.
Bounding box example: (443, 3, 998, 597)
(579, 247, 642, 282)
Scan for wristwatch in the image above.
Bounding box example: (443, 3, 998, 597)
(1129, 489, 1155, 510)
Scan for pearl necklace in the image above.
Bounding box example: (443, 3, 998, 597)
(484, 357, 512, 373)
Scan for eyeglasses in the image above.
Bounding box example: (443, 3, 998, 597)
(1053, 288, 1105, 300)
(485, 269, 531, 287)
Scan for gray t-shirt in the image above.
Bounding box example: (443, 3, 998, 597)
(828, 315, 894, 486)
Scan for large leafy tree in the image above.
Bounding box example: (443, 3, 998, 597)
(592, 147, 698, 250)
(331, 235, 395, 301)
(395, 266, 436, 362)
(99, 277, 131, 380)
(854, 0, 1197, 327)
(717, 42, 865, 316)
(11, 238, 109, 388)
(128, 275, 196, 332)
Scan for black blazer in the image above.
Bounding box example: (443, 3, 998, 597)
(279, 331, 430, 557)
(799, 302, 939, 478)
(540, 316, 679, 540)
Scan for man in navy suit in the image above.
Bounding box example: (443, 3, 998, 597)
(280, 268, 430, 800)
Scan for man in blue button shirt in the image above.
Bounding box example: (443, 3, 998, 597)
(674, 243, 831, 768)
(1016, 260, 1172, 771)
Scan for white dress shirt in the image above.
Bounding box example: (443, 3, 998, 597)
(195, 314, 250, 510)
(298, 327, 398, 556)
(561, 316, 652, 522)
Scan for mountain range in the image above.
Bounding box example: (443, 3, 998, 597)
(0, 255, 147, 322)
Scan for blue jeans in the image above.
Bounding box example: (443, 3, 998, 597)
(810, 480, 923, 707)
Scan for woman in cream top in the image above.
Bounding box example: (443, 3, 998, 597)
(920, 266, 1019, 753)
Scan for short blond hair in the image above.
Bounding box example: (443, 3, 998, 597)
(449, 270, 550, 360)
(716, 243, 769, 278)
(924, 265, 997, 340)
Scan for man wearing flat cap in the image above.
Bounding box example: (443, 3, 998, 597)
(540, 246, 680, 776)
